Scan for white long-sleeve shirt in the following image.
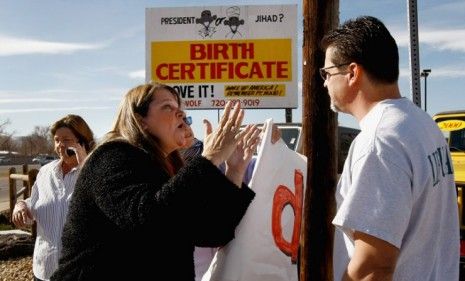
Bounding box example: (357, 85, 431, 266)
(24, 159, 80, 280)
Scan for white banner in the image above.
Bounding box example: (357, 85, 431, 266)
(146, 5, 298, 109)
(202, 119, 307, 281)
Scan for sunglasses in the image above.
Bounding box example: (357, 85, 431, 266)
(183, 116, 192, 126)
(319, 63, 350, 81)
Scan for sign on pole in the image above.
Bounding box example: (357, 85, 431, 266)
(146, 5, 298, 109)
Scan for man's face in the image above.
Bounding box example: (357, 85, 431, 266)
(323, 47, 351, 113)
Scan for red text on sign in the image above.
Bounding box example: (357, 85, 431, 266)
(155, 61, 288, 80)
(271, 169, 303, 263)
(190, 42, 254, 60)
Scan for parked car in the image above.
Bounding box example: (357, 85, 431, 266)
(0, 156, 11, 165)
(32, 154, 57, 166)
(242, 123, 360, 173)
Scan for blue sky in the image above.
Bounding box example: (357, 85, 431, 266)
(1, 0, 464, 139)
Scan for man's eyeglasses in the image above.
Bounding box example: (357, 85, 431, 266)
(183, 116, 192, 126)
(319, 63, 350, 81)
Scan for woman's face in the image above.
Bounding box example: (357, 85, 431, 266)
(183, 124, 195, 149)
(54, 127, 79, 160)
(142, 89, 187, 155)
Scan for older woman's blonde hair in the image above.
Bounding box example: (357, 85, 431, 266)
(103, 82, 184, 175)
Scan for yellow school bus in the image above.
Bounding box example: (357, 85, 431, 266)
(433, 110, 465, 272)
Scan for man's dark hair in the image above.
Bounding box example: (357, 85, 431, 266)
(321, 16, 399, 84)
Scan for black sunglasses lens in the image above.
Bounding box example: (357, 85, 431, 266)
(183, 116, 192, 125)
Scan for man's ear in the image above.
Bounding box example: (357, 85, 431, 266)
(350, 63, 357, 77)
(348, 63, 359, 85)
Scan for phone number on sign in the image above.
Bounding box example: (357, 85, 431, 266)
(211, 99, 260, 107)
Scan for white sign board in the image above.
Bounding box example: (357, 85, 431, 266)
(202, 119, 307, 281)
(146, 5, 298, 109)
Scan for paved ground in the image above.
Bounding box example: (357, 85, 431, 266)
(0, 201, 8, 212)
(0, 164, 40, 213)
(1, 178, 10, 212)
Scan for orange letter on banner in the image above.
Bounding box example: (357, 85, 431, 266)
(271, 169, 303, 263)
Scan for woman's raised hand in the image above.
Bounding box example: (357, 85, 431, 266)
(201, 101, 246, 166)
(73, 142, 88, 167)
(224, 124, 261, 187)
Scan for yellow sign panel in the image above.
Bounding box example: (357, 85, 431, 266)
(437, 120, 465, 131)
(151, 39, 292, 83)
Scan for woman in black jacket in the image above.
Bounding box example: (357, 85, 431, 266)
(51, 83, 259, 280)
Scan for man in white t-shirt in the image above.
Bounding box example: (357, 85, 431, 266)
(320, 16, 459, 280)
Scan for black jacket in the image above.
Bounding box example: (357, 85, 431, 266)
(51, 140, 255, 280)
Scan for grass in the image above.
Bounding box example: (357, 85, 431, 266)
(0, 210, 13, 231)
(0, 223, 14, 231)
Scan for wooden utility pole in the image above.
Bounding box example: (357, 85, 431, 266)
(299, 1, 339, 280)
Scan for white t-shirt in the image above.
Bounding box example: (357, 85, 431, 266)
(333, 98, 459, 281)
